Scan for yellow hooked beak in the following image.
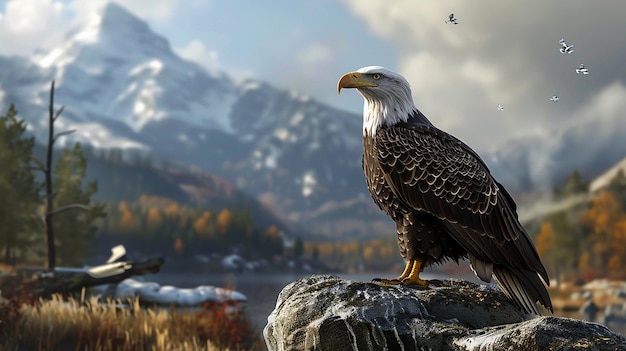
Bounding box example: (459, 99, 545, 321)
(337, 71, 378, 94)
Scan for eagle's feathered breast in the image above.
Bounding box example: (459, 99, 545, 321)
(363, 119, 499, 265)
(364, 116, 549, 280)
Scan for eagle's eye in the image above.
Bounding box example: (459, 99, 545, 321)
(372, 73, 382, 80)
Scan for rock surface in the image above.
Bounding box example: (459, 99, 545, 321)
(264, 275, 626, 351)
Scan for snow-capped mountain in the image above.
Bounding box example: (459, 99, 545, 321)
(0, 2, 375, 236)
(1, 2, 624, 237)
(0, 3, 237, 149)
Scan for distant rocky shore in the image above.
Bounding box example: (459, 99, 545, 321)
(158, 253, 336, 275)
(552, 279, 626, 336)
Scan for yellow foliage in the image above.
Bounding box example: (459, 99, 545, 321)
(341, 241, 359, 256)
(138, 195, 177, 209)
(165, 202, 180, 217)
(581, 191, 623, 236)
(611, 219, 626, 255)
(379, 245, 394, 257)
(174, 238, 184, 254)
(7, 295, 253, 350)
(138, 194, 149, 206)
(316, 242, 335, 256)
(193, 211, 212, 237)
(266, 225, 281, 239)
(535, 222, 556, 258)
(118, 201, 128, 213)
(120, 210, 136, 231)
(146, 207, 162, 228)
(362, 246, 376, 260)
(580, 191, 626, 275)
(608, 255, 622, 274)
(578, 252, 591, 272)
(216, 209, 232, 234)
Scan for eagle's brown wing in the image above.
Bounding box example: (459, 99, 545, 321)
(376, 124, 552, 314)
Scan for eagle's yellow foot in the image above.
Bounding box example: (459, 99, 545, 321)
(372, 259, 429, 287)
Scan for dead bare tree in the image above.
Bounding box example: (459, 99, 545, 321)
(31, 81, 89, 272)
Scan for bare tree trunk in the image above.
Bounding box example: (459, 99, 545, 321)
(45, 81, 56, 272)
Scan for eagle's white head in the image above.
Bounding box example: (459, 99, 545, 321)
(338, 66, 417, 136)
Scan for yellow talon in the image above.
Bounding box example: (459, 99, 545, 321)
(373, 259, 429, 287)
(401, 259, 429, 286)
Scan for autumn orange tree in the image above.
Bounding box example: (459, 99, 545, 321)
(580, 191, 626, 278)
(216, 209, 232, 234)
(118, 201, 137, 232)
(146, 207, 163, 230)
(304, 238, 399, 272)
(534, 209, 586, 282)
(193, 211, 213, 237)
(535, 222, 556, 270)
(99, 195, 285, 259)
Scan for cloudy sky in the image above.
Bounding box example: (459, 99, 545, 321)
(0, 0, 625, 152)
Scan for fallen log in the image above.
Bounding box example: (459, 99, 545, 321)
(0, 245, 164, 299)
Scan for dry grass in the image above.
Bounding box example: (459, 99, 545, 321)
(0, 294, 263, 351)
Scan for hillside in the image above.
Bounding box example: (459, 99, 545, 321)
(31, 143, 296, 237)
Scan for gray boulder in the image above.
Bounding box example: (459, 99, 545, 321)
(264, 275, 626, 351)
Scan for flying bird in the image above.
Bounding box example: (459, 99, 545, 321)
(576, 64, 589, 75)
(445, 13, 458, 24)
(559, 39, 574, 54)
(338, 66, 552, 315)
(497, 104, 504, 111)
(549, 95, 559, 103)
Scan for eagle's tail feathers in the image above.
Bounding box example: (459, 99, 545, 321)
(492, 266, 552, 315)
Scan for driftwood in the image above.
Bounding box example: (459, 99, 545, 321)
(0, 245, 164, 299)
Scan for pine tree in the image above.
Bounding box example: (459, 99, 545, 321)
(0, 105, 41, 264)
(558, 170, 589, 198)
(293, 236, 304, 258)
(51, 143, 106, 266)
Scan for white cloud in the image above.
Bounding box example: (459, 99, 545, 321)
(1, 0, 64, 33)
(175, 39, 220, 74)
(0, 0, 67, 55)
(342, 0, 626, 151)
(568, 81, 626, 128)
(0, 0, 181, 56)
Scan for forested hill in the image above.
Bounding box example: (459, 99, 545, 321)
(31, 143, 297, 238)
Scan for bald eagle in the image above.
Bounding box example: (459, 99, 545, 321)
(338, 66, 552, 315)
